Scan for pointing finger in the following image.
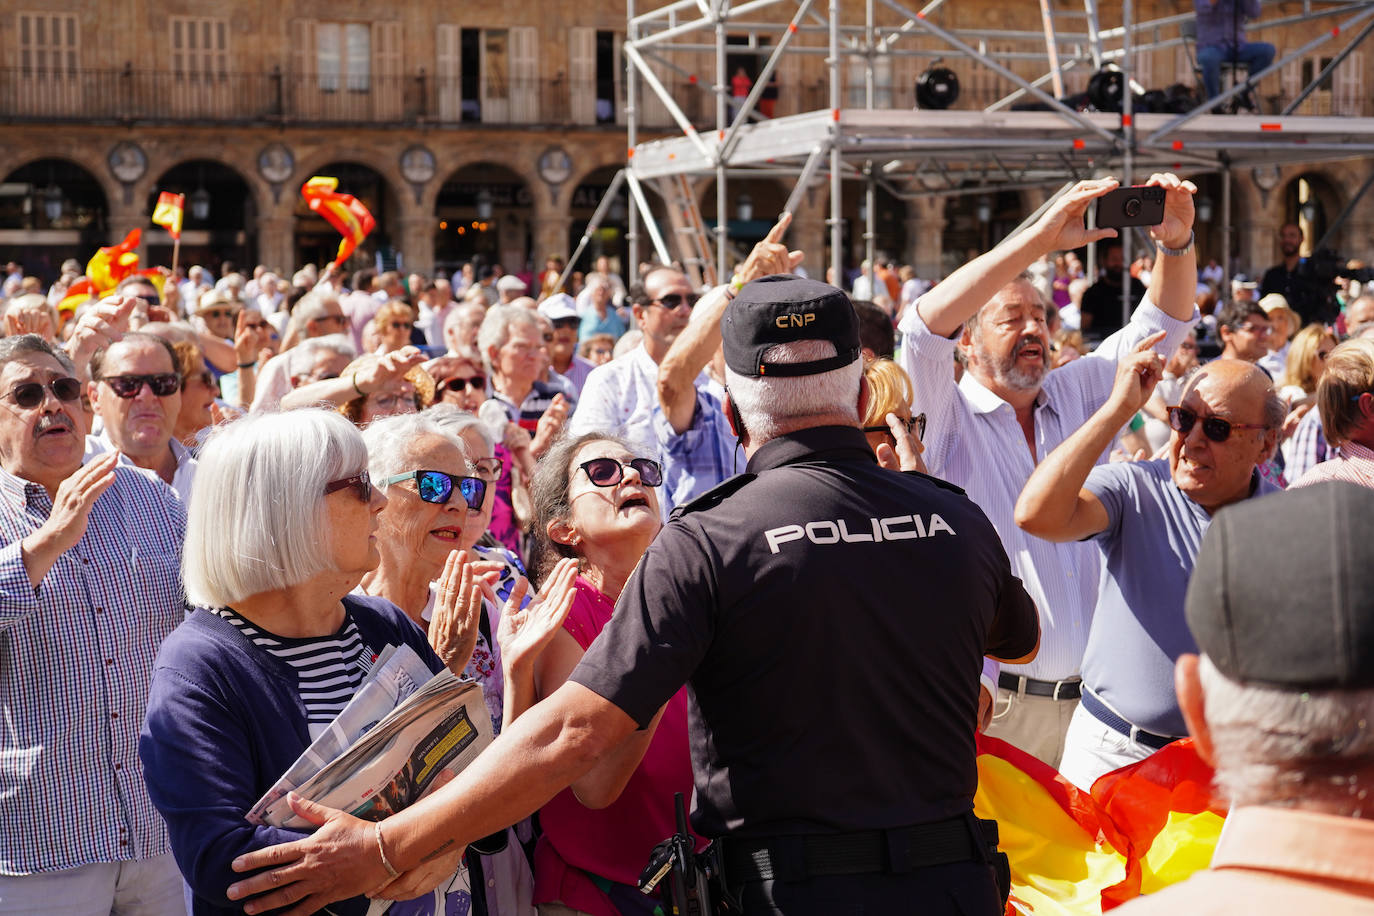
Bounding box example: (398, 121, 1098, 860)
(764, 212, 792, 244)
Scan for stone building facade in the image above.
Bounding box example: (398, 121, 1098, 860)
(2, 0, 1372, 283)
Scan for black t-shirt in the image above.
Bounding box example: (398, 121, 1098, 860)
(569, 426, 1039, 839)
(1080, 272, 1147, 337)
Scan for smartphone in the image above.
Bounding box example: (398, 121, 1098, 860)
(1095, 185, 1165, 229)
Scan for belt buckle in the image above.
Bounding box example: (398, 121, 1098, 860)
(1052, 680, 1068, 701)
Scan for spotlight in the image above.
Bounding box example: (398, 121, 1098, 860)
(1087, 67, 1125, 113)
(915, 67, 960, 110)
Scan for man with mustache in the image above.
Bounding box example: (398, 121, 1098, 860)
(898, 174, 1200, 768)
(0, 330, 187, 913)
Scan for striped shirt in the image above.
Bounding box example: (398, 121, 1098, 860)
(1292, 440, 1374, 489)
(899, 298, 1198, 682)
(0, 464, 186, 874)
(211, 606, 372, 735)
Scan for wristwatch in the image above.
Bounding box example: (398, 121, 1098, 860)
(1155, 230, 1194, 257)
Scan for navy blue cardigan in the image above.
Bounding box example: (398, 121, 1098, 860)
(139, 595, 443, 915)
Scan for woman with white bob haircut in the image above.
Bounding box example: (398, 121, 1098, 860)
(139, 409, 468, 914)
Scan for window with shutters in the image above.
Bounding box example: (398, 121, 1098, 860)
(169, 17, 228, 116)
(436, 26, 537, 124)
(317, 22, 371, 92)
(16, 12, 79, 115)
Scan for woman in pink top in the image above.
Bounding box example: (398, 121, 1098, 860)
(501, 432, 701, 916)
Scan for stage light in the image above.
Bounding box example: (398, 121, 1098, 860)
(915, 67, 960, 110)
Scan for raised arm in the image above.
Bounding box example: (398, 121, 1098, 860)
(657, 213, 803, 434)
(1138, 172, 1199, 322)
(279, 347, 425, 410)
(1015, 332, 1165, 541)
(916, 179, 1119, 338)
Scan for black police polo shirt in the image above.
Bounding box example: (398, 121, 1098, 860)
(569, 425, 1039, 839)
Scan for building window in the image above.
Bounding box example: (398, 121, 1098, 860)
(317, 22, 370, 92)
(18, 12, 78, 77)
(170, 17, 228, 82)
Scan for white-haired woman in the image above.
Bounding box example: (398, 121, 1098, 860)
(139, 409, 467, 914)
(359, 410, 577, 916)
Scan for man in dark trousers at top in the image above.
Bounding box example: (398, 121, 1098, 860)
(226, 275, 1042, 916)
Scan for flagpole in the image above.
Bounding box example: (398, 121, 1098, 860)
(171, 236, 181, 277)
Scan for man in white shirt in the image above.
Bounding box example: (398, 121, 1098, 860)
(568, 267, 698, 456)
(84, 333, 196, 502)
(898, 174, 1200, 767)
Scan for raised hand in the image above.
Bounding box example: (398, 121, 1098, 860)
(20, 451, 118, 587)
(496, 557, 580, 677)
(356, 347, 427, 395)
(874, 411, 928, 475)
(64, 296, 138, 380)
(428, 549, 484, 676)
(1030, 178, 1121, 254)
(530, 394, 569, 458)
(1144, 172, 1198, 250)
(737, 212, 805, 285)
(1109, 330, 1167, 414)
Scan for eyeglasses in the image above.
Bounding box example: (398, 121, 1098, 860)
(4, 376, 82, 408)
(325, 470, 372, 502)
(389, 321, 414, 331)
(441, 375, 486, 393)
(579, 457, 663, 488)
(185, 369, 216, 389)
(1167, 406, 1267, 443)
(203, 309, 235, 320)
(651, 293, 698, 311)
(100, 373, 182, 398)
(383, 470, 487, 511)
(1236, 322, 1271, 336)
(862, 412, 927, 442)
(472, 456, 504, 480)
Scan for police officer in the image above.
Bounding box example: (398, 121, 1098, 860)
(225, 276, 1042, 916)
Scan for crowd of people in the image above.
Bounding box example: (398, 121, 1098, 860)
(2, 169, 1373, 916)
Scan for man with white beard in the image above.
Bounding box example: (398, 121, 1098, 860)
(899, 174, 1201, 767)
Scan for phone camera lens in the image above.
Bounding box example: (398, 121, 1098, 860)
(1124, 197, 1143, 218)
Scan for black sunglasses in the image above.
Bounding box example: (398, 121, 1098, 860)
(5, 376, 82, 409)
(1167, 406, 1266, 443)
(100, 373, 182, 399)
(552, 317, 580, 330)
(652, 293, 698, 311)
(383, 470, 487, 511)
(441, 375, 486, 393)
(579, 457, 663, 488)
(862, 412, 926, 442)
(325, 470, 372, 502)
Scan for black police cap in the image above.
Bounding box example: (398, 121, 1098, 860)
(721, 275, 861, 378)
(1185, 481, 1374, 690)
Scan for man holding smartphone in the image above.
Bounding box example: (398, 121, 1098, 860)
(897, 174, 1200, 768)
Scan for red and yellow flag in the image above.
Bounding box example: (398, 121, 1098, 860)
(972, 734, 1226, 915)
(86, 229, 143, 297)
(301, 176, 376, 268)
(151, 191, 185, 240)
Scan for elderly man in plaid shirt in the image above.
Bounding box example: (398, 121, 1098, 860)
(0, 326, 187, 914)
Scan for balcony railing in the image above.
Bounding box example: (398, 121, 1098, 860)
(7, 67, 1361, 129)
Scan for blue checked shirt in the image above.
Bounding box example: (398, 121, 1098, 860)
(653, 387, 744, 515)
(0, 464, 186, 874)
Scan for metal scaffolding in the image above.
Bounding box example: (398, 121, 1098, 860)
(585, 0, 1374, 319)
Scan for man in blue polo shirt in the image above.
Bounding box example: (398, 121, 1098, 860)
(1015, 339, 1283, 788)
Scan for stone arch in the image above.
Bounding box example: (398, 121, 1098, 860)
(0, 158, 112, 281)
(144, 159, 260, 272)
(292, 160, 401, 272)
(0, 147, 122, 223)
(432, 161, 537, 276)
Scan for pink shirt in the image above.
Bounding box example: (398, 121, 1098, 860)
(532, 576, 702, 916)
(1113, 806, 1374, 914)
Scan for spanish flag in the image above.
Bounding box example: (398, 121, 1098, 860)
(300, 176, 376, 268)
(151, 191, 185, 240)
(972, 734, 1225, 915)
(86, 229, 143, 296)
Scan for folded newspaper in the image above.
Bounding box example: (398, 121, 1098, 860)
(247, 643, 491, 830)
